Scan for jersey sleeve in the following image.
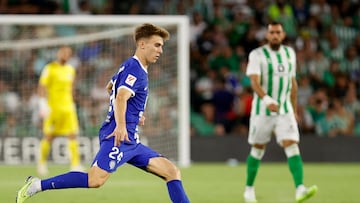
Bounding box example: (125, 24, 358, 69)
(115, 65, 142, 96)
(246, 50, 262, 76)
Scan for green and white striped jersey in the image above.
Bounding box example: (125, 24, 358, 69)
(246, 44, 296, 116)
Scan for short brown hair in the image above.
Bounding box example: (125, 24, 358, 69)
(134, 23, 170, 42)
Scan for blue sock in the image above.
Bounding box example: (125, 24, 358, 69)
(41, 172, 89, 190)
(166, 180, 190, 203)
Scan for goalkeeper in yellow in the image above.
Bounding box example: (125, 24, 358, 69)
(37, 46, 83, 176)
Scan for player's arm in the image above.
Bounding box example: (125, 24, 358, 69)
(106, 80, 113, 95)
(249, 74, 278, 112)
(249, 74, 266, 99)
(289, 47, 299, 119)
(291, 77, 299, 120)
(38, 84, 47, 98)
(38, 83, 50, 118)
(139, 114, 145, 126)
(246, 50, 278, 112)
(111, 87, 132, 146)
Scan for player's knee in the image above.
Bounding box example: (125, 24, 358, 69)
(165, 164, 181, 181)
(281, 140, 297, 148)
(88, 168, 110, 188)
(88, 176, 106, 188)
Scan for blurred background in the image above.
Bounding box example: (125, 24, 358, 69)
(0, 0, 359, 163)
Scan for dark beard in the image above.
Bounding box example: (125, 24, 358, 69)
(269, 43, 281, 51)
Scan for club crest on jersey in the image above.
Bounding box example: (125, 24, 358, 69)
(109, 160, 116, 170)
(277, 64, 285, 72)
(125, 74, 137, 86)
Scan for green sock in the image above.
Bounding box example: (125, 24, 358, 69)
(246, 155, 261, 186)
(287, 155, 304, 187)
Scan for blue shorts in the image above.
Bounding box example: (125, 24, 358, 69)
(91, 137, 161, 173)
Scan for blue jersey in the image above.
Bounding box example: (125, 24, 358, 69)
(98, 56, 148, 144)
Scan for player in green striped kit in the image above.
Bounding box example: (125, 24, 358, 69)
(243, 22, 317, 203)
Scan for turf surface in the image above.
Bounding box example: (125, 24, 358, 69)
(3, 162, 359, 202)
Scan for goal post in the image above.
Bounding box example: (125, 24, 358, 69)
(0, 15, 191, 167)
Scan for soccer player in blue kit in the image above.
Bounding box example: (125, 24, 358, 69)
(16, 23, 190, 203)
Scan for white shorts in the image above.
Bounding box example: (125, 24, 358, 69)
(248, 113, 300, 146)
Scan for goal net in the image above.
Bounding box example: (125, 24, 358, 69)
(0, 15, 190, 167)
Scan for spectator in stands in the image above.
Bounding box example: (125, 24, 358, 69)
(190, 10, 208, 48)
(322, 59, 341, 88)
(208, 45, 240, 74)
(196, 26, 215, 58)
(78, 41, 102, 62)
(306, 88, 328, 129)
(0, 76, 21, 137)
(297, 76, 314, 109)
(193, 69, 216, 108)
(1, 0, 360, 137)
(308, 48, 330, 88)
(333, 98, 355, 136)
(233, 87, 252, 135)
(332, 15, 359, 48)
(208, 0, 231, 32)
(292, 0, 310, 26)
(343, 82, 360, 135)
(190, 101, 225, 137)
(212, 77, 236, 133)
(240, 25, 262, 56)
(330, 72, 350, 100)
(227, 6, 251, 47)
(342, 46, 360, 83)
(309, 0, 332, 27)
(321, 32, 345, 62)
(355, 35, 360, 56)
(267, 0, 297, 39)
(315, 99, 342, 137)
(317, 98, 354, 137)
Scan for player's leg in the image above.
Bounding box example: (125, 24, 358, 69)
(16, 171, 90, 203)
(16, 137, 118, 203)
(244, 116, 273, 203)
(38, 110, 58, 176)
(37, 138, 116, 190)
(68, 134, 83, 171)
(38, 134, 53, 176)
(147, 157, 190, 203)
(282, 140, 318, 202)
(276, 114, 317, 202)
(63, 109, 83, 171)
(283, 140, 303, 187)
(244, 144, 265, 203)
(128, 144, 190, 203)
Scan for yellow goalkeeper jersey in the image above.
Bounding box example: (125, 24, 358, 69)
(39, 61, 75, 110)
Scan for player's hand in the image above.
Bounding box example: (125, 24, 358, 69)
(106, 125, 130, 147)
(294, 113, 300, 122)
(38, 97, 50, 118)
(139, 115, 145, 126)
(267, 103, 279, 112)
(263, 95, 279, 112)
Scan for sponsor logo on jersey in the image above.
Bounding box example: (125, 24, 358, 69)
(125, 74, 137, 86)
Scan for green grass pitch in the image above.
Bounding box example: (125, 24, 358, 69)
(2, 162, 359, 202)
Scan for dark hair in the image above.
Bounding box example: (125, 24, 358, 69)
(134, 23, 170, 42)
(268, 21, 283, 27)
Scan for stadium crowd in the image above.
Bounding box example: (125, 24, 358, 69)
(0, 0, 359, 138)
